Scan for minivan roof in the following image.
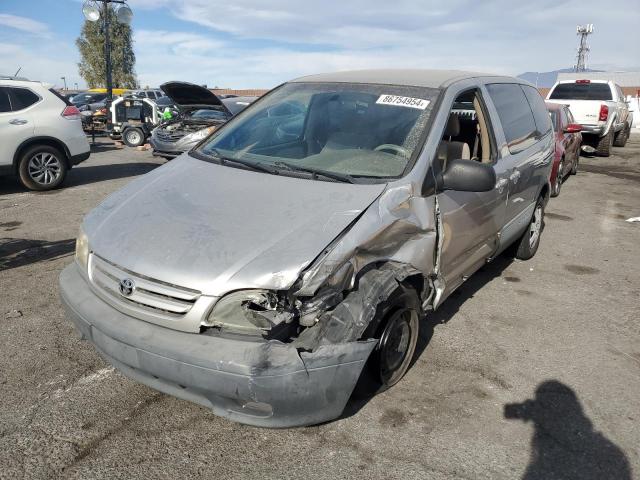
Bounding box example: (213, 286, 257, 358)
(291, 69, 508, 88)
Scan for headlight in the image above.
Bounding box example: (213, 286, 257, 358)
(206, 290, 293, 335)
(182, 126, 215, 144)
(75, 226, 89, 270)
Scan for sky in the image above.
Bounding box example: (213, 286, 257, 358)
(0, 0, 638, 89)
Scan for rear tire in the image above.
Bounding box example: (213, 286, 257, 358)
(613, 124, 630, 147)
(513, 196, 545, 260)
(596, 130, 613, 157)
(551, 160, 563, 197)
(123, 127, 145, 147)
(18, 144, 67, 191)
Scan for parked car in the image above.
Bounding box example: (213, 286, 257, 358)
(60, 70, 553, 427)
(0, 77, 90, 190)
(70, 91, 108, 110)
(150, 81, 255, 158)
(546, 79, 632, 156)
(127, 89, 165, 100)
(546, 102, 582, 197)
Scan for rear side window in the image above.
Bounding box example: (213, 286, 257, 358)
(486, 83, 537, 154)
(10, 87, 40, 110)
(549, 110, 557, 131)
(549, 83, 612, 101)
(0, 87, 11, 112)
(522, 85, 552, 136)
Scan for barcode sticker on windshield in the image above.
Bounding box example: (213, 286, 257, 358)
(376, 95, 430, 110)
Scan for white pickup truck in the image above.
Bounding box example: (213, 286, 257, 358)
(546, 79, 633, 156)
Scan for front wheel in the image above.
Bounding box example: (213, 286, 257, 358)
(513, 197, 545, 260)
(363, 285, 421, 391)
(613, 124, 630, 148)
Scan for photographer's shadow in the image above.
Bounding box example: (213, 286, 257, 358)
(505, 380, 632, 480)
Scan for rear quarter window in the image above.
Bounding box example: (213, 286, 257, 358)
(486, 83, 537, 154)
(9, 87, 40, 110)
(549, 83, 613, 101)
(522, 85, 552, 136)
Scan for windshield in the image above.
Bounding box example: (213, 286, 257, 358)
(190, 109, 229, 121)
(197, 82, 439, 181)
(549, 83, 612, 101)
(72, 93, 106, 103)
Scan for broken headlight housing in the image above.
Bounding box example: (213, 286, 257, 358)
(75, 226, 89, 271)
(206, 290, 294, 336)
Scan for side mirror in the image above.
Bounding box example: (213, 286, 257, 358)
(564, 123, 582, 133)
(438, 159, 496, 192)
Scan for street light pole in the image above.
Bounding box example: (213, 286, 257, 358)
(82, 0, 132, 130)
(61, 76, 67, 90)
(103, 0, 112, 104)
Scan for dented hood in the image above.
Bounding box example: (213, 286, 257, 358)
(160, 81, 231, 115)
(84, 155, 386, 296)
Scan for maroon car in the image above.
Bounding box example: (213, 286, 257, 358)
(546, 102, 582, 197)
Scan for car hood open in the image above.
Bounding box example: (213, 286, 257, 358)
(160, 81, 232, 116)
(83, 155, 386, 296)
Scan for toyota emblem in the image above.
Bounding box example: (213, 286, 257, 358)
(119, 278, 135, 296)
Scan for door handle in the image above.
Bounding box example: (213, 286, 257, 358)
(9, 119, 28, 125)
(509, 170, 521, 183)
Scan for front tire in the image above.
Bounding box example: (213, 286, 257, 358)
(363, 285, 421, 391)
(513, 196, 545, 260)
(596, 130, 613, 157)
(18, 144, 67, 191)
(613, 124, 630, 147)
(123, 127, 145, 147)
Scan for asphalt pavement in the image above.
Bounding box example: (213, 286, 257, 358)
(1, 135, 639, 479)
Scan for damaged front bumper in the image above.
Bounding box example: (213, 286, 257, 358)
(59, 264, 375, 428)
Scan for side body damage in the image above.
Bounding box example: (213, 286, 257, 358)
(291, 182, 440, 351)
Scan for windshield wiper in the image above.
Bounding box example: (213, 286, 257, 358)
(273, 161, 356, 184)
(207, 148, 278, 175)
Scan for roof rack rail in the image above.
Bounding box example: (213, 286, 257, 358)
(0, 74, 30, 81)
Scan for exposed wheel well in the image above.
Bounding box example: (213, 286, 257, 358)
(539, 183, 550, 203)
(12, 137, 71, 173)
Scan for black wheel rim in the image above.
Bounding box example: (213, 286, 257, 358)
(378, 308, 418, 386)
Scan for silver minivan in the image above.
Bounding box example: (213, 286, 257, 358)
(60, 70, 553, 427)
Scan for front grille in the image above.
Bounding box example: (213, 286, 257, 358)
(89, 254, 200, 317)
(154, 129, 185, 142)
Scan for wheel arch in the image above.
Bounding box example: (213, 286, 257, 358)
(12, 136, 71, 173)
(539, 182, 550, 205)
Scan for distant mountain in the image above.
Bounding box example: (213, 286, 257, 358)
(517, 68, 602, 88)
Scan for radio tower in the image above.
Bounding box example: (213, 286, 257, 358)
(575, 24, 593, 72)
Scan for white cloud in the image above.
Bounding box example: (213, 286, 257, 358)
(0, 13, 51, 37)
(3, 1, 639, 90)
(130, 0, 640, 88)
